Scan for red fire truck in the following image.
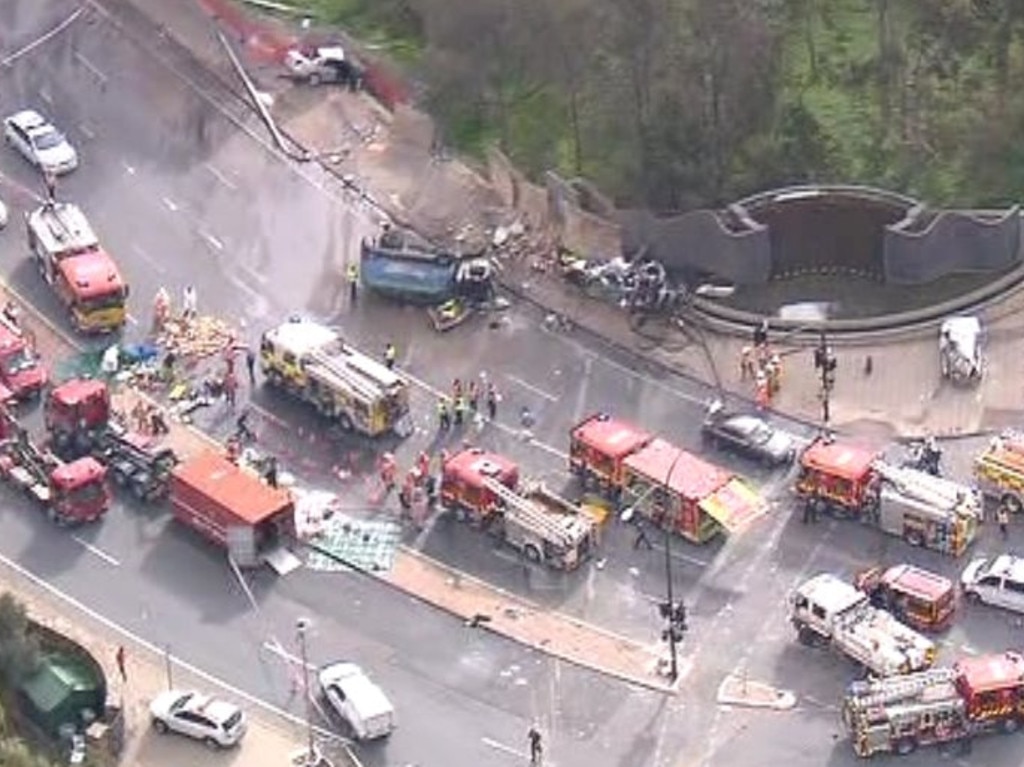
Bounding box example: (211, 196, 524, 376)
(440, 447, 598, 569)
(568, 413, 652, 497)
(796, 437, 979, 556)
(855, 564, 957, 632)
(620, 438, 767, 544)
(843, 651, 1024, 757)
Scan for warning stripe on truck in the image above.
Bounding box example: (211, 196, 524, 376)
(699, 478, 768, 534)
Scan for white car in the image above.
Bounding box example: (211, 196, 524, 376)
(318, 662, 395, 740)
(149, 689, 246, 748)
(3, 109, 78, 175)
(961, 554, 1024, 614)
(0, 197, 7, 229)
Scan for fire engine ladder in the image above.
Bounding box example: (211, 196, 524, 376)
(873, 461, 960, 510)
(847, 667, 959, 710)
(481, 477, 582, 548)
(306, 349, 384, 403)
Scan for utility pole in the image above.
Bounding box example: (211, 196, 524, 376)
(295, 618, 316, 765)
(658, 454, 688, 682)
(813, 331, 837, 428)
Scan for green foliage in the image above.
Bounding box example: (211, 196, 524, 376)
(298, 0, 1024, 208)
(0, 737, 56, 767)
(0, 593, 39, 686)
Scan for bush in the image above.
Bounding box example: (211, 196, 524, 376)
(0, 594, 39, 686)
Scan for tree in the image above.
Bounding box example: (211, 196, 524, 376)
(0, 593, 39, 685)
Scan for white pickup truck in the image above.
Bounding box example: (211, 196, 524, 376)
(789, 573, 936, 677)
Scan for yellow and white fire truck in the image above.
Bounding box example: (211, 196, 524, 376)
(842, 651, 1024, 758)
(259, 317, 411, 437)
(974, 434, 1024, 512)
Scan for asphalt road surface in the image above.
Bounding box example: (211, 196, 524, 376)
(3, 2, 1024, 767)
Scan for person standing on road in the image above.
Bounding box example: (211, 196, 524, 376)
(223, 369, 238, 410)
(467, 380, 479, 413)
(384, 342, 397, 369)
(453, 395, 467, 427)
(437, 397, 451, 430)
(347, 263, 359, 305)
(486, 383, 498, 421)
(44, 171, 57, 203)
(633, 516, 654, 550)
(115, 646, 127, 683)
(182, 285, 198, 320)
(998, 503, 1010, 540)
(528, 727, 543, 766)
(245, 348, 257, 388)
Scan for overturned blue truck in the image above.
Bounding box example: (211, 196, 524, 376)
(359, 226, 497, 330)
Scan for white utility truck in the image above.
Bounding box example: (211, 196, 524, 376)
(789, 573, 936, 677)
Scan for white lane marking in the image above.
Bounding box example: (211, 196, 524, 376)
(39, 89, 53, 106)
(248, 402, 289, 430)
(1, 7, 85, 67)
(161, 196, 179, 212)
(70, 536, 120, 566)
(261, 640, 315, 671)
(239, 264, 268, 285)
(203, 162, 237, 191)
(73, 50, 108, 84)
(482, 737, 527, 758)
(0, 551, 349, 747)
(200, 231, 224, 251)
(121, 160, 136, 175)
(126, 313, 138, 326)
(132, 243, 166, 274)
(78, 123, 95, 140)
(505, 374, 558, 402)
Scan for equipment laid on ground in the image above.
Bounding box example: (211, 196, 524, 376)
(0, 408, 109, 525)
(568, 412, 767, 543)
(939, 316, 982, 384)
(440, 448, 597, 570)
(169, 450, 297, 571)
(854, 564, 957, 633)
(284, 45, 362, 88)
(842, 651, 1024, 758)
(789, 573, 935, 678)
(795, 437, 979, 556)
(44, 379, 178, 502)
(259, 318, 412, 438)
(25, 201, 128, 333)
(973, 434, 1024, 512)
(0, 312, 47, 399)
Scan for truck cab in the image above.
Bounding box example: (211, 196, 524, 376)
(440, 448, 519, 520)
(0, 318, 47, 399)
(856, 564, 957, 632)
(790, 573, 935, 677)
(26, 202, 128, 333)
(45, 378, 110, 452)
(49, 457, 110, 523)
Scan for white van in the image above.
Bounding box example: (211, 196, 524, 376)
(318, 662, 395, 740)
(961, 554, 1024, 614)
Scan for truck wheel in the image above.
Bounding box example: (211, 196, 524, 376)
(796, 627, 821, 648)
(894, 737, 917, 756)
(111, 469, 127, 487)
(152, 719, 168, 734)
(1000, 716, 1021, 734)
(131, 482, 148, 501)
(523, 544, 542, 563)
(904, 530, 924, 547)
(1002, 494, 1023, 514)
(337, 413, 354, 432)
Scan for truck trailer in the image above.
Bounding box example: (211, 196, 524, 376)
(169, 451, 297, 572)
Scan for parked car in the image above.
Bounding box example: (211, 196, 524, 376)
(701, 402, 795, 466)
(149, 689, 247, 748)
(3, 109, 78, 175)
(318, 662, 395, 741)
(961, 554, 1024, 614)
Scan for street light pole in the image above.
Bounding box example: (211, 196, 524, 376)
(659, 451, 688, 683)
(295, 618, 315, 765)
(814, 331, 837, 430)
(663, 517, 678, 681)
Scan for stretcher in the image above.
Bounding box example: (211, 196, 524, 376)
(427, 298, 475, 332)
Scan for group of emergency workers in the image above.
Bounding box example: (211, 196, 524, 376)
(740, 320, 783, 410)
(436, 377, 499, 430)
(376, 447, 447, 526)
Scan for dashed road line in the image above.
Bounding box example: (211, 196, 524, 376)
(73, 50, 108, 85)
(200, 231, 224, 251)
(132, 242, 165, 274)
(126, 313, 139, 326)
(39, 89, 53, 105)
(239, 264, 268, 285)
(78, 123, 95, 140)
(71, 536, 120, 567)
(482, 737, 527, 759)
(203, 162, 237, 191)
(161, 196, 179, 212)
(505, 374, 558, 402)
(121, 160, 136, 175)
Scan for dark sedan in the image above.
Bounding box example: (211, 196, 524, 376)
(701, 408, 796, 466)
